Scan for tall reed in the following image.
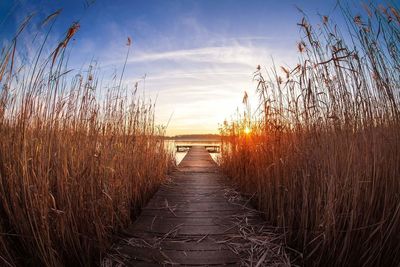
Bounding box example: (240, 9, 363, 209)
(0, 13, 172, 266)
(220, 3, 400, 266)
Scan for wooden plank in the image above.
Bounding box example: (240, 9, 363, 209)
(143, 207, 243, 213)
(148, 195, 230, 202)
(159, 183, 226, 188)
(125, 261, 160, 267)
(132, 216, 264, 230)
(120, 230, 236, 242)
(149, 191, 229, 198)
(119, 247, 239, 265)
(127, 260, 239, 267)
(148, 195, 249, 205)
(156, 239, 230, 251)
(144, 202, 243, 211)
(129, 224, 238, 235)
(155, 191, 224, 196)
(133, 216, 236, 227)
(156, 187, 229, 194)
(118, 235, 232, 251)
(172, 172, 224, 178)
(140, 209, 258, 218)
(168, 181, 226, 186)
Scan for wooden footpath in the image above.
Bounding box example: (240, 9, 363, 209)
(107, 146, 288, 266)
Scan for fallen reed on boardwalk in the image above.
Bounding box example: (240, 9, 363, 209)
(0, 14, 172, 266)
(220, 3, 400, 266)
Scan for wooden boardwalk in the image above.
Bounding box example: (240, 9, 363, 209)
(107, 146, 288, 266)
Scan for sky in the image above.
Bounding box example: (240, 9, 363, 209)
(1, 0, 349, 135)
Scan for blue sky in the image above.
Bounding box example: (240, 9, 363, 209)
(1, 0, 351, 135)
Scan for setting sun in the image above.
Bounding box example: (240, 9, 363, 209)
(244, 126, 251, 135)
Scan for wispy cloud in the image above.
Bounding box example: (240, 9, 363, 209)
(101, 44, 269, 68)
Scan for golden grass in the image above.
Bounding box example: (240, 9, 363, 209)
(0, 15, 172, 266)
(220, 3, 400, 266)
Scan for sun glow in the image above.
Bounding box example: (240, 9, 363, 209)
(244, 126, 251, 135)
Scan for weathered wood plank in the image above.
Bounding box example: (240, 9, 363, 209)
(144, 202, 244, 211)
(120, 247, 239, 265)
(134, 216, 229, 226)
(126, 261, 239, 267)
(139, 209, 258, 218)
(148, 195, 230, 202)
(120, 230, 240, 242)
(134, 215, 262, 225)
(129, 224, 238, 235)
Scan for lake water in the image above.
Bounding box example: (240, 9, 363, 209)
(165, 140, 221, 165)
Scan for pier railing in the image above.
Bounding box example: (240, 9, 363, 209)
(176, 145, 220, 153)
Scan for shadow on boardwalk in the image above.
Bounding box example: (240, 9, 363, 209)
(104, 146, 290, 266)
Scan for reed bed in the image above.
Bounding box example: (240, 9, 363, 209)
(220, 3, 400, 266)
(0, 14, 172, 266)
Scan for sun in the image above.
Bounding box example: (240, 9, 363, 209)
(244, 126, 251, 135)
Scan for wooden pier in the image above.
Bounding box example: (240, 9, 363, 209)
(106, 146, 288, 266)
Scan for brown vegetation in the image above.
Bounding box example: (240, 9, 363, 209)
(220, 3, 400, 266)
(0, 13, 171, 266)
